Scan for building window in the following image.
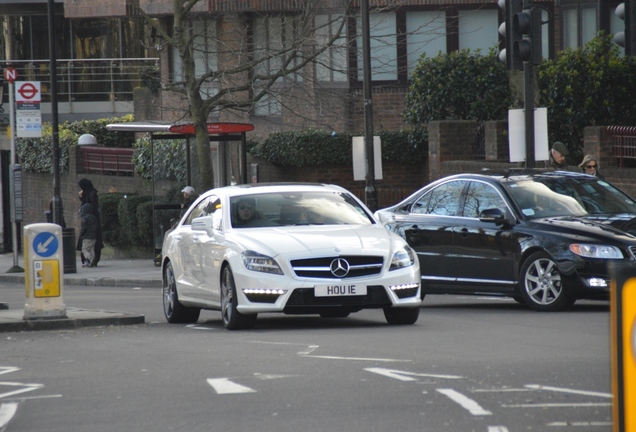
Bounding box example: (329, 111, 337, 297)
(356, 12, 398, 81)
(458, 9, 499, 52)
(315, 14, 348, 82)
(562, 4, 598, 49)
(406, 11, 447, 73)
(172, 18, 218, 99)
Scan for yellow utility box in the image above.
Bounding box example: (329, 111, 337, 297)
(23, 223, 67, 319)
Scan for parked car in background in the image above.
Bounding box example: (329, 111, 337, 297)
(161, 183, 421, 329)
(375, 171, 636, 311)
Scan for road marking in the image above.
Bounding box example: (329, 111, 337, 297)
(0, 367, 20, 376)
(502, 402, 612, 408)
(207, 378, 256, 394)
(297, 345, 319, 355)
(0, 382, 44, 399)
(437, 388, 492, 415)
(547, 422, 613, 427)
(365, 367, 463, 381)
(305, 355, 410, 362)
(473, 387, 533, 393)
(0, 402, 18, 428)
(185, 324, 215, 331)
(488, 427, 509, 432)
(524, 384, 612, 398)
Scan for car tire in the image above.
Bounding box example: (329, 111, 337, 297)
(163, 262, 201, 323)
(383, 307, 420, 325)
(519, 251, 575, 311)
(221, 266, 257, 330)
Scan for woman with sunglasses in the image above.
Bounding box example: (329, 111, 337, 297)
(578, 155, 605, 179)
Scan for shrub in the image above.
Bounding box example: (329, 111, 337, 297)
(132, 136, 188, 180)
(250, 129, 427, 166)
(16, 115, 136, 174)
(100, 192, 127, 245)
(538, 33, 636, 161)
(118, 195, 152, 246)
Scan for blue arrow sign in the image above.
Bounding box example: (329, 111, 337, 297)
(33, 232, 58, 257)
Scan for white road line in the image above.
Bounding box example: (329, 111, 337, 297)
(207, 378, 256, 394)
(488, 427, 509, 432)
(547, 421, 613, 427)
(297, 345, 319, 355)
(0, 402, 18, 428)
(502, 402, 612, 408)
(437, 388, 492, 415)
(524, 384, 613, 398)
(365, 368, 463, 381)
(0, 382, 44, 399)
(473, 388, 533, 393)
(185, 324, 215, 331)
(304, 355, 410, 362)
(0, 368, 20, 377)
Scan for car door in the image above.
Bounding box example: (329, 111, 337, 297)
(175, 197, 215, 300)
(191, 195, 225, 304)
(395, 180, 468, 286)
(450, 180, 516, 292)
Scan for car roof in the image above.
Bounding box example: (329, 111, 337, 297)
(438, 169, 593, 185)
(201, 182, 350, 198)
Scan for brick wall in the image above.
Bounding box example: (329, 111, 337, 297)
(428, 120, 478, 182)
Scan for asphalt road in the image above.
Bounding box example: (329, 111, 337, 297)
(0, 282, 612, 432)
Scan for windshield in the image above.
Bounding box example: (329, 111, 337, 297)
(230, 191, 374, 228)
(503, 176, 636, 219)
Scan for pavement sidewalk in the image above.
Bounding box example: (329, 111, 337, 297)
(0, 253, 160, 332)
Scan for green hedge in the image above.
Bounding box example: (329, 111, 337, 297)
(250, 129, 427, 166)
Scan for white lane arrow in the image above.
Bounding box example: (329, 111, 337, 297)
(364, 367, 463, 381)
(0, 402, 18, 429)
(37, 235, 54, 254)
(207, 378, 256, 394)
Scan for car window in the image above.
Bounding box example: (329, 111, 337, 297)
(463, 181, 508, 218)
(412, 180, 467, 216)
(183, 196, 220, 226)
(230, 191, 373, 228)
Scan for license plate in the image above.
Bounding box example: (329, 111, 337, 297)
(314, 283, 367, 297)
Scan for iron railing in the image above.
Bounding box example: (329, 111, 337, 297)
(0, 58, 159, 105)
(608, 125, 636, 167)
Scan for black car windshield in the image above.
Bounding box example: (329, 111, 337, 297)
(503, 176, 636, 219)
(230, 191, 374, 228)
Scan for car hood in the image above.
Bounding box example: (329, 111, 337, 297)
(228, 225, 401, 258)
(532, 213, 636, 241)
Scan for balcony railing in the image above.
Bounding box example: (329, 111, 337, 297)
(0, 58, 159, 105)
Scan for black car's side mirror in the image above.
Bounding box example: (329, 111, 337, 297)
(479, 208, 508, 225)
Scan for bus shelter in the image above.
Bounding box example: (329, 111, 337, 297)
(105, 121, 254, 265)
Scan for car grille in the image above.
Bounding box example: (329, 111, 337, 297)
(283, 286, 391, 314)
(290, 256, 384, 279)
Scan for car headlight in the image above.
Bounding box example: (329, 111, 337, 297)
(390, 246, 416, 270)
(569, 244, 623, 259)
(241, 250, 284, 274)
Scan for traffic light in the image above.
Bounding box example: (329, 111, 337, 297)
(614, 1, 636, 56)
(498, 0, 523, 70)
(513, 8, 542, 66)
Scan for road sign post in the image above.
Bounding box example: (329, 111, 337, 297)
(610, 262, 636, 432)
(23, 223, 67, 320)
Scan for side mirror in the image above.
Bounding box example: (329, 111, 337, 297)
(191, 215, 216, 235)
(479, 208, 506, 224)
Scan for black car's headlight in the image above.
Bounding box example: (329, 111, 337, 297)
(241, 251, 284, 274)
(569, 244, 623, 259)
(390, 246, 416, 270)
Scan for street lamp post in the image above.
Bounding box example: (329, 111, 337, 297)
(48, 0, 63, 225)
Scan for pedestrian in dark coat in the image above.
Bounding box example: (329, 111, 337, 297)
(76, 178, 104, 266)
(79, 203, 98, 267)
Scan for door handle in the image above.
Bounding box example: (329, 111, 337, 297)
(459, 228, 469, 237)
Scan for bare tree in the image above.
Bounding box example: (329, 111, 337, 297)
(132, 0, 359, 190)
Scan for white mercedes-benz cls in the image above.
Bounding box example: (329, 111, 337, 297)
(161, 183, 421, 330)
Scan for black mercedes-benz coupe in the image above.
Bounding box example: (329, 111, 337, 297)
(375, 170, 636, 311)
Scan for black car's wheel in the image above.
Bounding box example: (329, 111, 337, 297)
(383, 307, 420, 325)
(163, 262, 201, 323)
(221, 266, 257, 330)
(519, 251, 575, 311)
